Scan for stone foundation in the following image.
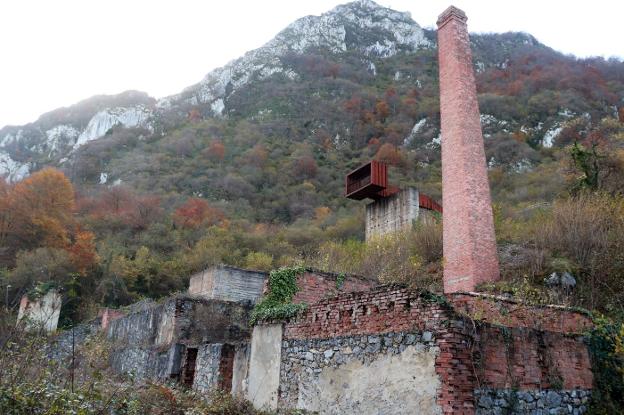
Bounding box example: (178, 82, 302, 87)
(252, 286, 594, 414)
(280, 332, 442, 414)
(474, 388, 590, 414)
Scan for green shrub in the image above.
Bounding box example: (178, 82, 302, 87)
(250, 266, 307, 325)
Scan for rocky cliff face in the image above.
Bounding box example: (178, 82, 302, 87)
(0, 91, 155, 181)
(158, 0, 430, 114)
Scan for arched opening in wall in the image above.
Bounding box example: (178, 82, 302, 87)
(182, 347, 198, 387)
(218, 344, 235, 392)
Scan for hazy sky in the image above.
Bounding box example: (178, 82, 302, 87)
(1, 0, 622, 129)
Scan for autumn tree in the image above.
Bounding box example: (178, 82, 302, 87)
(188, 108, 202, 123)
(67, 229, 99, 275)
(374, 143, 404, 166)
(204, 140, 226, 162)
(375, 100, 390, 122)
(173, 198, 225, 229)
(4, 168, 75, 253)
(245, 143, 269, 168)
(293, 155, 318, 179)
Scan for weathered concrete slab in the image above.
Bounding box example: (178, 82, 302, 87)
(247, 324, 282, 410)
(188, 266, 267, 303)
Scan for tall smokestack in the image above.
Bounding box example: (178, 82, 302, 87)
(437, 6, 500, 293)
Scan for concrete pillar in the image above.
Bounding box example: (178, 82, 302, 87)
(437, 6, 500, 293)
(365, 188, 421, 241)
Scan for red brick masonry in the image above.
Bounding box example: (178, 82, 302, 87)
(283, 286, 593, 414)
(450, 292, 592, 334)
(437, 6, 500, 292)
(291, 269, 377, 305)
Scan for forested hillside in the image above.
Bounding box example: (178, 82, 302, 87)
(1, 0, 624, 325)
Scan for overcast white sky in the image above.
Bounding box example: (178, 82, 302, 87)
(1, 0, 622, 129)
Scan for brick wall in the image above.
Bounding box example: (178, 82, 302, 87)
(281, 286, 594, 414)
(475, 326, 593, 390)
(290, 269, 377, 305)
(285, 286, 445, 340)
(450, 293, 593, 334)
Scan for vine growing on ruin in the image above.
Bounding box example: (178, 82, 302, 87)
(586, 316, 624, 414)
(250, 266, 307, 325)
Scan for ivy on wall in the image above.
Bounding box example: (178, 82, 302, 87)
(586, 316, 624, 414)
(250, 266, 307, 325)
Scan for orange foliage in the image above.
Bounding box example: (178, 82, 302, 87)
(343, 96, 362, 114)
(173, 198, 225, 228)
(205, 140, 226, 161)
(68, 229, 99, 275)
(314, 206, 331, 223)
(247, 143, 268, 167)
(8, 168, 75, 248)
(293, 155, 318, 178)
(374, 143, 404, 166)
(375, 100, 390, 121)
(512, 130, 528, 143)
(188, 108, 202, 123)
(79, 186, 163, 231)
(0, 168, 99, 271)
(367, 137, 381, 150)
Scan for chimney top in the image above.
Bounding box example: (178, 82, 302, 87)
(436, 5, 467, 28)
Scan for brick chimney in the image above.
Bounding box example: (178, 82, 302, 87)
(437, 6, 500, 293)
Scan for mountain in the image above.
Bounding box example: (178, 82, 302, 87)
(1, 0, 623, 214)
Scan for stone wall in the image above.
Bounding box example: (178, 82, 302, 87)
(474, 389, 590, 414)
(280, 332, 442, 414)
(265, 286, 594, 414)
(188, 265, 267, 303)
(193, 344, 223, 393)
(365, 187, 421, 240)
(47, 317, 101, 361)
(103, 296, 253, 390)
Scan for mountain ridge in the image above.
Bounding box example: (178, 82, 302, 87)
(0, 0, 622, 187)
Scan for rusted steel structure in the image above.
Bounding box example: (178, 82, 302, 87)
(345, 160, 442, 213)
(419, 193, 443, 213)
(344, 160, 393, 200)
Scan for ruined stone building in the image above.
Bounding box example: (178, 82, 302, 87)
(46, 6, 599, 414)
(17, 289, 62, 333)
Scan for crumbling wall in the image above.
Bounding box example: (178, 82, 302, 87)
(232, 344, 250, 396)
(188, 266, 267, 303)
(105, 296, 253, 388)
(450, 293, 593, 334)
(47, 317, 101, 361)
(264, 286, 595, 414)
(193, 344, 223, 393)
(280, 333, 442, 414)
(291, 269, 376, 305)
(17, 290, 62, 332)
(247, 324, 282, 411)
